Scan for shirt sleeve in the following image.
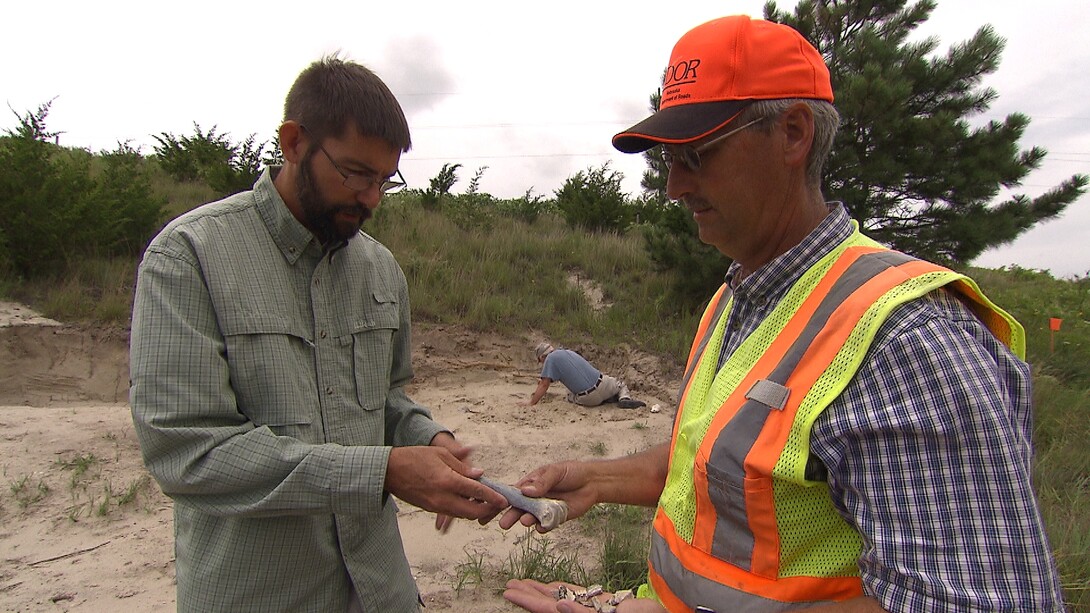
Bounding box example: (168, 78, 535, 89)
(812, 291, 1064, 611)
(129, 238, 389, 521)
(383, 274, 447, 448)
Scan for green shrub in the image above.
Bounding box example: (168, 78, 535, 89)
(421, 162, 462, 209)
(153, 124, 269, 197)
(555, 163, 634, 233)
(0, 102, 164, 279)
(495, 189, 554, 224)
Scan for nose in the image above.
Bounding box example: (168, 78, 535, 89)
(665, 165, 695, 203)
(355, 184, 383, 209)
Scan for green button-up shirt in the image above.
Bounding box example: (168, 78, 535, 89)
(129, 168, 442, 612)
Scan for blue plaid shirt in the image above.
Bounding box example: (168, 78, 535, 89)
(717, 205, 1064, 611)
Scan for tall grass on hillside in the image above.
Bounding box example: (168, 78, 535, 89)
(969, 266, 1090, 611)
(970, 266, 1090, 388)
(150, 163, 218, 222)
(6, 256, 136, 323)
(368, 201, 700, 360)
(1033, 375, 1090, 610)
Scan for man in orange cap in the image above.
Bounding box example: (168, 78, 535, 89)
(502, 14, 1063, 613)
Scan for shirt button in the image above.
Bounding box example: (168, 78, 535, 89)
(326, 387, 334, 395)
(320, 330, 327, 339)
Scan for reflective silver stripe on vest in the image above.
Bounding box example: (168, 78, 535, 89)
(703, 251, 916, 566)
(649, 531, 828, 611)
(746, 379, 790, 410)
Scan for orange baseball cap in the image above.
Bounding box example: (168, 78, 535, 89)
(613, 15, 833, 153)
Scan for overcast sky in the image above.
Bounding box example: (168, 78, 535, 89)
(3, 1, 1088, 277)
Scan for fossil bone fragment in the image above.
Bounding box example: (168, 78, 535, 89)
(479, 477, 569, 531)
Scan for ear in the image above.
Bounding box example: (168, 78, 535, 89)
(278, 121, 308, 164)
(779, 103, 814, 170)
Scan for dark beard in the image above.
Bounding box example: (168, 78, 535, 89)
(297, 152, 372, 245)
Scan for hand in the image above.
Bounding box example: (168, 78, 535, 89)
(503, 579, 663, 613)
(495, 461, 596, 532)
(385, 443, 507, 528)
(428, 432, 479, 532)
(503, 580, 580, 613)
(429, 431, 472, 458)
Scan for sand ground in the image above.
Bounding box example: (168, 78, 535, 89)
(0, 301, 679, 612)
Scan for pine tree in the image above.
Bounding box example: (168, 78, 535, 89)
(770, 0, 1086, 264)
(641, 0, 1087, 302)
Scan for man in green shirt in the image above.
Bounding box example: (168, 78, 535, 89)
(129, 56, 507, 612)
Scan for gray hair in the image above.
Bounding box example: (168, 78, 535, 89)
(740, 99, 839, 185)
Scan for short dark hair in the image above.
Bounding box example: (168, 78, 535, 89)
(284, 56, 411, 152)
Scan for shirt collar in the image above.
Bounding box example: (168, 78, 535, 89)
(724, 203, 854, 300)
(253, 167, 320, 264)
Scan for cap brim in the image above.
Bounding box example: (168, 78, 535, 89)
(612, 100, 752, 153)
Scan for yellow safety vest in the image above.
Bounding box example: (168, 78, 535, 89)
(641, 229, 1024, 611)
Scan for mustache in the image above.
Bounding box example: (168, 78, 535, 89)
(682, 197, 710, 212)
(332, 204, 372, 222)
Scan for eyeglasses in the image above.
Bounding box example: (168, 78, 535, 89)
(661, 116, 767, 173)
(298, 125, 406, 194)
(315, 143, 406, 194)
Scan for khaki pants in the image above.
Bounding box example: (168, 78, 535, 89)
(569, 375, 631, 407)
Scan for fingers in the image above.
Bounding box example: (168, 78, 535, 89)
(506, 578, 561, 597)
(431, 444, 488, 481)
(513, 466, 561, 496)
(498, 506, 528, 530)
(491, 464, 576, 531)
(496, 507, 550, 532)
(449, 444, 474, 462)
(503, 580, 619, 613)
(503, 579, 570, 613)
(435, 513, 454, 533)
(424, 447, 504, 507)
(476, 495, 519, 526)
(440, 476, 508, 518)
(429, 432, 476, 464)
(506, 580, 655, 613)
(387, 447, 507, 519)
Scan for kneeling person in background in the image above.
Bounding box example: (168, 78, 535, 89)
(523, 341, 646, 409)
